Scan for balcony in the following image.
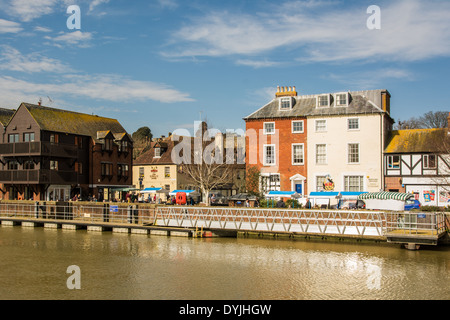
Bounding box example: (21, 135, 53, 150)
(0, 169, 78, 184)
(0, 142, 79, 158)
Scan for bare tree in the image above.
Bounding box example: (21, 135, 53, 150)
(420, 111, 448, 129)
(395, 111, 448, 130)
(172, 122, 242, 205)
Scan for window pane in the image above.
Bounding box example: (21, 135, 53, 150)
(280, 98, 291, 109)
(348, 143, 359, 163)
(264, 123, 275, 134)
(348, 118, 359, 130)
(316, 144, 326, 164)
(265, 145, 275, 165)
(293, 144, 304, 164)
(315, 120, 326, 132)
(292, 121, 303, 133)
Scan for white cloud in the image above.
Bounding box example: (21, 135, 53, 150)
(0, 45, 72, 73)
(0, 73, 194, 105)
(88, 0, 110, 14)
(163, 0, 450, 63)
(45, 31, 93, 48)
(34, 26, 52, 32)
(326, 68, 415, 90)
(235, 59, 280, 68)
(0, 19, 23, 33)
(7, 0, 57, 22)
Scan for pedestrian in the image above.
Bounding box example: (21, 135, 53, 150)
(276, 198, 286, 208)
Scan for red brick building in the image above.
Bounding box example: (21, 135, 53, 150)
(244, 86, 308, 195)
(0, 103, 133, 201)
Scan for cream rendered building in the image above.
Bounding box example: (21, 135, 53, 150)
(306, 90, 393, 194)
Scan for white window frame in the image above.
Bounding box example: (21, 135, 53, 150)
(335, 92, 349, 107)
(316, 144, 327, 165)
(154, 147, 161, 158)
(347, 143, 360, 164)
(279, 97, 293, 110)
(347, 117, 360, 131)
(387, 155, 400, 169)
(292, 120, 304, 133)
(263, 122, 275, 135)
(344, 175, 365, 192)
(263, 144, 276, 166)
(315, 119, 327, 132)
(292, 143, 304, 165)
(316, 94, 331, 108)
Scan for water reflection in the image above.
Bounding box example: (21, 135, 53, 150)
(0, 226, 449, 300)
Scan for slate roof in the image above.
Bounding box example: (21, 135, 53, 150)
(0, 108, 15, 126)
(384, 128, 447, 153)
(21, 103, 130, 142)
(134, 137, 179, 165)
(244, 89, 389, 120)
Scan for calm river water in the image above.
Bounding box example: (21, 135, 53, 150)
(0, 226, 449, 300)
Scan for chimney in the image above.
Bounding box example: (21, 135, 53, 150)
(275, 85, 298, 98)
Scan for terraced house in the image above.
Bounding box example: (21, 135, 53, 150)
(244, 86, 393, 196)
(0, 102, 133, 201)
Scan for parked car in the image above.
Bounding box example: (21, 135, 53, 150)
(338, 199, 365, 209)
(404, 199, 421, 211)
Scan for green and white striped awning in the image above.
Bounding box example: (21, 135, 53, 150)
(358, 192, 413, 201)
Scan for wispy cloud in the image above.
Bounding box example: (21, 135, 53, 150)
(34, 26, 52, 32)
(0, 72, 194, 106)
(326, 68, 415, 90)
(0, 18, 23, 33)
(163, 0, 450, 64)
(6, 0, 58, 22)
(235, 59, 281, 68)
(88, 0, 110, 15)
(0, 45, 72, 73)
(44, 31, 94, 48)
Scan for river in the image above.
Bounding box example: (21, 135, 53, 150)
(0, 226, 448, 300)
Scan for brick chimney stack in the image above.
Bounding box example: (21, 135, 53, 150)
(275, 86, 298, 98)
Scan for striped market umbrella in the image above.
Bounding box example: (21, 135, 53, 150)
(358, 192, 413, 201)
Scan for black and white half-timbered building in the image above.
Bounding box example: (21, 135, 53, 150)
(384, 125, 450, 207)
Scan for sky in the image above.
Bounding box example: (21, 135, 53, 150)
(0, 0, 450, 137)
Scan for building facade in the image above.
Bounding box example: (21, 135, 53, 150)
(0, 103, 133, 201)
(384, 127, 450, 206)
(133, 132, 246, 200)
(244, 87, 393, 196)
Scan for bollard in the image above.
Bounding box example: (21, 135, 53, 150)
(127, 205, 132, 224)
(103, 204, 109, 223)
(34, 201, 39, 218)
(133, 205, 139, 224)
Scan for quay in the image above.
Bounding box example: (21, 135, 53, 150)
(0, 201, 448, 249)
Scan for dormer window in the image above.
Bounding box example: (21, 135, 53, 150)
(317, 95, 331, 108)
(279, 97, 294, 110)
(102, 138, 113, 151)
(335, 93, 349, 107)
(155, 147, 161, 158)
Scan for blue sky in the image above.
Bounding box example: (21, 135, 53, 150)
(0, 0, 450, 137)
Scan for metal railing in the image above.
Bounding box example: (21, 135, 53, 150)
(155, 206, 388, 237)
(0, 202, 155, 226)
(0, 202, 447, 240)
(385, 211, 447, 236)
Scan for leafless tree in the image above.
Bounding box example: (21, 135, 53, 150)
(172, 122, 244, 205)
